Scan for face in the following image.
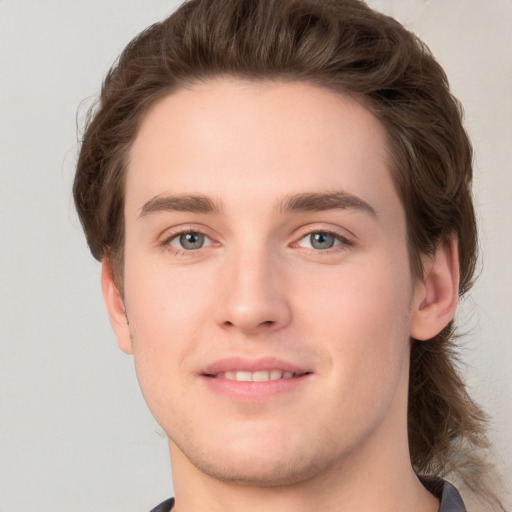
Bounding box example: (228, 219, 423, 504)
(109, 79, 426, 486)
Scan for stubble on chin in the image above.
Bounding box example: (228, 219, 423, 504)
(169, 432, 343, 489)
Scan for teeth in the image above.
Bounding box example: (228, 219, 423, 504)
(252, 370, 270, 382)
(270, 369, 283, 380)
(219, 370, 298, 382)
(236, 371, 252, 382)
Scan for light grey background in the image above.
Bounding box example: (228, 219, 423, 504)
(0, 1, 510, 511)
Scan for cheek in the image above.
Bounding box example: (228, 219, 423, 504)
(122, 259, 217, 407)
(296, 255, 413, 393)
(124, 256, 216, 339)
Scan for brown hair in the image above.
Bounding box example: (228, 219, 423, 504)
(73, 0, 501, 506)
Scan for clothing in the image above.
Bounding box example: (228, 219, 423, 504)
(149, 497, 174, 512)
(148, 477, 467, 512)
(422, 477, 468, 512)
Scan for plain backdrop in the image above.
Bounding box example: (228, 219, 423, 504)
(0, 1, 511, 511)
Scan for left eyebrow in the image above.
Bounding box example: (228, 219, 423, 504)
(276, 191, 377, 218)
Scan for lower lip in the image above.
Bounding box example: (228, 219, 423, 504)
(200, 374, 311, 400)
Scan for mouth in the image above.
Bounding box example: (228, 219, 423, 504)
(205, 369, 307, 382)
(201, 357, 312, 398)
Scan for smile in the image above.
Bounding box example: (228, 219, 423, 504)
(202, 368, 311, 400)
(201, 358, 312, 398)
(212, 370, 300, 381)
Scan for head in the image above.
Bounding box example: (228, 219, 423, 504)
(74, 0, 491, 500)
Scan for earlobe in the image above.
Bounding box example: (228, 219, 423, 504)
(410, 236, 460, 341)
(101, 258, 133, 354)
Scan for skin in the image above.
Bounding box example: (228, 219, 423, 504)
(102, 79, 459, 512)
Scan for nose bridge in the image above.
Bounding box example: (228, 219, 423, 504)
(217, 239, 290, 332)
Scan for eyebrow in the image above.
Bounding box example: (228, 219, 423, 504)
(277, 191, 377, 218)
(138, 190, 377, 219)
(139, 194, 223, 217)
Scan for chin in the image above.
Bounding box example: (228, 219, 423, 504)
(193, 455, 323, 487)
(172, 433, 336, 488)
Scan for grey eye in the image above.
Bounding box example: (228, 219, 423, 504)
(179, 232, 205, 250)
(309, 232, 336, 250)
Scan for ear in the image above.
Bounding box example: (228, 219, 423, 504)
(101, 258, 133, 354)
(410, 236, 460, 341)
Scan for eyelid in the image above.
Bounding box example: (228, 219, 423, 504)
(159, 224, 212, 241)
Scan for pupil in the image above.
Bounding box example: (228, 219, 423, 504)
(311, 232, 334, 249)
(180, 232, 204, 250)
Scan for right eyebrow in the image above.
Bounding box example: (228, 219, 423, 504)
(139, 194, 223, 218)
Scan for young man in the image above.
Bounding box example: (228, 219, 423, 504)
(73, 1, 502, 510)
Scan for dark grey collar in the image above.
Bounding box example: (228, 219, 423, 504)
(421, 476, 467, 512)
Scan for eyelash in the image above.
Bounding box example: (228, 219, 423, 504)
(292, 228, 354, 254)
(160, 227, 354, 257)
(161, 226, 216, 257)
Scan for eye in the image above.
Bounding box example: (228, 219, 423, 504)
(168, 231, 210, 251)
(296, 231, 346, 250)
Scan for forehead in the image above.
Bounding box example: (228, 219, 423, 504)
(126, 79, 400, 223)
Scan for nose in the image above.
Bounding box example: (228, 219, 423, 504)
(216, 249, 292, 334)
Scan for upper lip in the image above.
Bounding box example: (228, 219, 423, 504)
(202, 357, 310, 376)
